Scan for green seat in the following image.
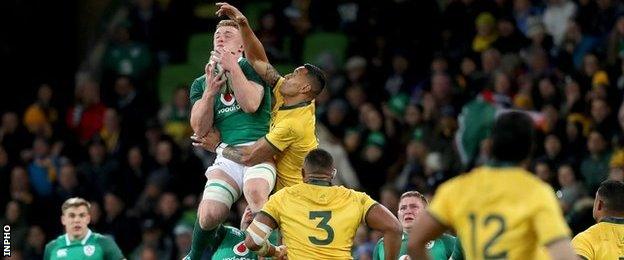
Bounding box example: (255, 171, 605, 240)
(188, 33, 213, 67)
(158, 64, 201, 104)
(303, 32, 348, 67)
(244, 1, 273, 30)
(274, 63, 296, 75)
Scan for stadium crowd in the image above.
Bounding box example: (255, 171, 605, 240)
(2, 0, 624, 259)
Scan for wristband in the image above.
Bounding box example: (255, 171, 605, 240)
(215, 142, 228, 156)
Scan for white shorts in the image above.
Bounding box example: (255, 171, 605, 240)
(205, 142, 254, 190)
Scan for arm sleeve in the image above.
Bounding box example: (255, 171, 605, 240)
(428, 181, 455, 227)
(239, 58, 264, 86)
(265, 119, 296, 152)
(358, 192, 379, 222)
(372, 239, 384, 260)
(571, 233, 593, 260)
(102, 236, 125, 260)
(532, 185, 572, 246)
(189, 78, 204, 105)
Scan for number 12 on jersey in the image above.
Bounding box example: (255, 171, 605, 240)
(468, 213, 508, 259)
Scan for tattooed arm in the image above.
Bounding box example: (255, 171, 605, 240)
(221, 138, 278, 166)
(192, 132, 277, 166)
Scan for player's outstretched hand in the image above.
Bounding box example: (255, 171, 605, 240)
(275, 245, 288, 260)
(215, 2, 247, 24)
(204, 62, 225, 97)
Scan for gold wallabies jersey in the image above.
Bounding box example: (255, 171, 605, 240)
(572, 217, 624, 260)
(261, 182, 377, 259)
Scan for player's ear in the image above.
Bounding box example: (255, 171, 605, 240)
(300, 83, 312, 94)
(596, 199, 604, 211)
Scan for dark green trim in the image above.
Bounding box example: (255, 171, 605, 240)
(600, 216, 624, 224)
(543, 235, 570, 247)
(364, 203, 380, 227)
(578, 255, 589, 260)
(259, 210, 279, 226)
(207, 183, 236, 202)
(485, 160, 518, 168)
(264, 136, 283, 152)
(307, 179, 332, 186)
(279, 100, 312, 110)
(255, 165, 277, 180)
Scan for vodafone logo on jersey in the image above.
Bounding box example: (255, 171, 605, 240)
(233, 241, 249, 256)
(220, 92, 236, 106)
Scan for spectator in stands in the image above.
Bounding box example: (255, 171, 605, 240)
(78, 138, 119, 199)
(581, 130, 612, 193)
(23, 84, 57, 137)
(27, 137, 58, 198)
(1, 201, 28, 253)
(557, 164, 587, 214)
(543, 0, 577, 46)
(1, 111, 32, 163)
(158, 86, 192, 146)
(103, 191, 141, 255)
(54, 162, 86, 203)
(23, 225, 46, 260)
(102, 23, 152, 81)
(66, 79, 107, 144)
(131, 219, 173, 260)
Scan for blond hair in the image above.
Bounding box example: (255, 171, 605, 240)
(216, 20, 239, 30)
(62, 197, 91, 213)
(400, 191, 428, 206)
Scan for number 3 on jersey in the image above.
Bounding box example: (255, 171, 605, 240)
(309, 211, 334, 245)
(469, 213, 508, 259)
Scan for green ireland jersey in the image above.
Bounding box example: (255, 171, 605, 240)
(211, 225, 279, 260)
(372, 232, 464, 260)
(43, 230, 124, 260)
(189, 57, 271, 145)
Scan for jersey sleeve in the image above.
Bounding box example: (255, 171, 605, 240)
(532, 184, 572, 247)
(428, 180, 456, 227)
(239, 58, 264, 86)
(358, 191, 378, 222)
(260, 190, 283, 225)
(43, 241, 54, 260)
(189, 77, 205, 106)
(265, 118, 296, 152)
(372, 238, 384, 260)
(101, 235, 125, 260)
(571, 232, 593, 260)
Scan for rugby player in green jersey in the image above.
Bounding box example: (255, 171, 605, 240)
(373, 191, 463, 260)
(44, 197, 124, 260)
(187, 19, 277, 260)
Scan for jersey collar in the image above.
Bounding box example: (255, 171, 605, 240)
(600, 216, 624, 224)
(65, 229, 92, 246)
(307, 179, 332, 186)
(279, 100, 312, 110)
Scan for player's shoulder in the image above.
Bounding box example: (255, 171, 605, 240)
(46, 235, 63, 248)
(573, 223, 601, 240)
(192, 74, 206, 83)
(437, 233, 458, 245)
(92, 232, 115, 244)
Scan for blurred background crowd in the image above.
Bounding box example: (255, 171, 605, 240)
(3, 0, 624, 259)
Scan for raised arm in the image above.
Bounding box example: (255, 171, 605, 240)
(406, 212, 447, 260)
(211, 49, 264, 113)
(365, 204, 403, 260)
(216, 2, 281, 86)
(190, 63, 225, 138)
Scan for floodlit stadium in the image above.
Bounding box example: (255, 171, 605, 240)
(2, 0, 624, 259)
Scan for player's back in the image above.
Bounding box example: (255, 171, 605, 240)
(262, 182, 377, 259)
(429, 166, 571, 260)
(572, 218, 624, 259)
